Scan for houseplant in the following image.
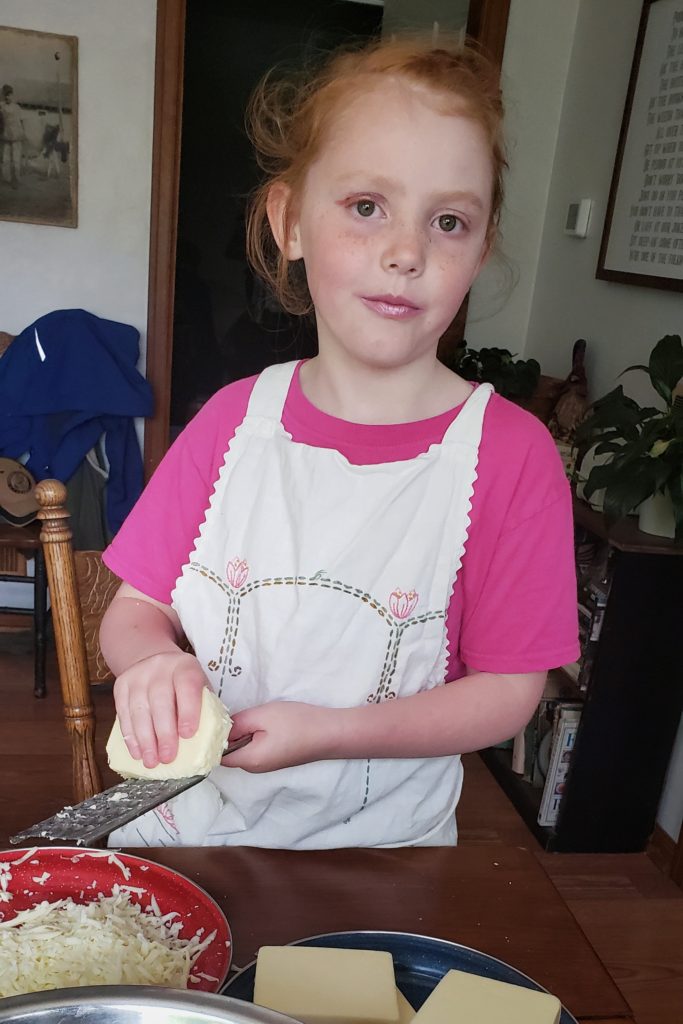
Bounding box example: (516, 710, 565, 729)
(574, 333, 683, 541)
(447, 342, 541, 403)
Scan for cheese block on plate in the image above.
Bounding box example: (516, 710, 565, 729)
(395, 988, 415, 1023)
(254, 945, 400, 1024)
(106, 686, 232, 780)
(411, 969, 561, 1024)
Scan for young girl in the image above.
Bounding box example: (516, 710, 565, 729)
(100, 37, 579, 849)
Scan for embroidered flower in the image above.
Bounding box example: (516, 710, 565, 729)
(155, 802, 179, 835)
(389, 588, 418, 619)
(226, 557, 249, 589)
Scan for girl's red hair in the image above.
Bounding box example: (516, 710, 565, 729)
(246, 36, 506, 315)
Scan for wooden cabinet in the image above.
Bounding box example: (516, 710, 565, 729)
(481, 496, 683, 852)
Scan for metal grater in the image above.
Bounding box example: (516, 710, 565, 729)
(9, 775, 207, 847)
(9, 734, 253, 847)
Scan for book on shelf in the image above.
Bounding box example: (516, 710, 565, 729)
(511, 729, 525, 774)
(572, 524, 613, 692)
(522, 675, 577, 788)
(537, 702, 583, 828)
(561, 660, 580, 684)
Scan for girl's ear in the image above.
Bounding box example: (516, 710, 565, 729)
(266, 183, 303, 260)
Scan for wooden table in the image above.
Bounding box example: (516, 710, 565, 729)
(137, 844, 634, 1024)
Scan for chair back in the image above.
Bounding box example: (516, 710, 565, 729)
(73, 550, 118, 685)
(35, 479, 118, 801)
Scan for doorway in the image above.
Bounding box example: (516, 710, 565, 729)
(169, 0, 383, 435)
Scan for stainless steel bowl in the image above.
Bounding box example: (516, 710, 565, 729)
(0, 986, 301, 1024)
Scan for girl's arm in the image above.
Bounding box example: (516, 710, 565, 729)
(101, 582, 545, 771)
(100, 583, 208, 767)
(222, 670, 546, 772)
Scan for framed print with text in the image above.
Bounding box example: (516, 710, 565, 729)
(597, 0, 683, 290)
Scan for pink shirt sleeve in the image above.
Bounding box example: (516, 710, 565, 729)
(448, 400, 579, 676)
(102, 377, 255, 599)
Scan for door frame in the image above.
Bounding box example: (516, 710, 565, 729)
(144, 0, 187, 479)
(143, 0, 511, 475)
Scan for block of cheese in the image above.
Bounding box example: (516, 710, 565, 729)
(411, 970, 561, 1024)
(396, 988, 414, 1024)
(254, 945, 400, 1024)
(106, 686, 232, 780)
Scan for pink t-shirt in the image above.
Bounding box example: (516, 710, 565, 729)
(104, 365, 579, 679)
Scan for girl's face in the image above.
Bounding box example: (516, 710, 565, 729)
(280, 77, 494, 374)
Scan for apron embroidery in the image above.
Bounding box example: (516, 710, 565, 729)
(190, 559, 444, 704)
(192, 554, 446, 818)
(154, 803, 180, 837)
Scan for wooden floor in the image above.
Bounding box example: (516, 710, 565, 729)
(1, 626, 682, 1024)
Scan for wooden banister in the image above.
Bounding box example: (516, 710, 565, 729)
(35, 479, 102, 801)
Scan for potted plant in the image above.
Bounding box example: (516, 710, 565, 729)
(574, 334, 683, 541)
(446, 341, 542, 404)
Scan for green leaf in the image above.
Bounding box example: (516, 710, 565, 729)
(673, 397, 683, 439)
(575, 396, 644, 444)
(593, 441, 624, 457)
(640, 406, 664, 419)
(652, 459, 674, 492)
(640, 416, 670, 445)
(668, 470, 683, 541)
(649, 438, 672, 458)
(583, 463, 620, 498)
(602, 463, 659, 520)
(618, 363, 649, 377)
(649, 334, 683, 405)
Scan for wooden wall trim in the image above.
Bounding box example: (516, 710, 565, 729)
(648, 821, 683, 890)
(672, 820, 683, 889)
(467, 0, 512, 67)
(143, 0, 186, 480)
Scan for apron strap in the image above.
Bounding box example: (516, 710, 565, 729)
(441, 383, 493, 447)
(246, 362, 492, 445)
(245, 360, 299, 420)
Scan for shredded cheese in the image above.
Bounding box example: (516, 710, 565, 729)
(0, 890, 217, 997)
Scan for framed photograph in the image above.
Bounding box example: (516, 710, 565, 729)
(597, 0, 683, 290)
(0, 25, 78, 228)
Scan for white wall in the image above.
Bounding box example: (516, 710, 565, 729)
(0, 0, 157, 366)
(466, 0, 581, 356)
(525, 0, 683, 403)
(659, 714, 683, 845)
(468, 0, 683, 842)
(382, 0, 469, 36)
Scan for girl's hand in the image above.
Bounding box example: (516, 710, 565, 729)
(221, 701, 337, 773)
(113, 651, 208, 768)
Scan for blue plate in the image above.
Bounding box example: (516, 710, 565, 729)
(223, 929, 578, 1023)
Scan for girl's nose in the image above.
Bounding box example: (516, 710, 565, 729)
(380, 224, 425, 276)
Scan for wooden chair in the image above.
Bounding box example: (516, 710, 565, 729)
(0, 519, 48, 697)
(35, 479, 120, 802)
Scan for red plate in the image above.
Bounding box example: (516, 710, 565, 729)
(0, 847, 231, 991)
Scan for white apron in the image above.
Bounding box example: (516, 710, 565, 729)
(109, 363, 492, 849)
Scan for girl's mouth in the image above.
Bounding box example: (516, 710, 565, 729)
(361, 295, 422, 320)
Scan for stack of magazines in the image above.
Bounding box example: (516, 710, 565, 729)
(518, 677, 583, 829)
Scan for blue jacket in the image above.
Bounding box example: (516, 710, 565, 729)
(0, 309, 154, 533)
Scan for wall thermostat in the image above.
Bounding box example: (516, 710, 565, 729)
(565, 198, 593, 238)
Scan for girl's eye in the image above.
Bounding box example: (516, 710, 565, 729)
(355, 199, 376, 218)
(437, 213, 461, 233)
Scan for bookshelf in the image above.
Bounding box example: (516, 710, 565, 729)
(482, 495, 683, 853)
